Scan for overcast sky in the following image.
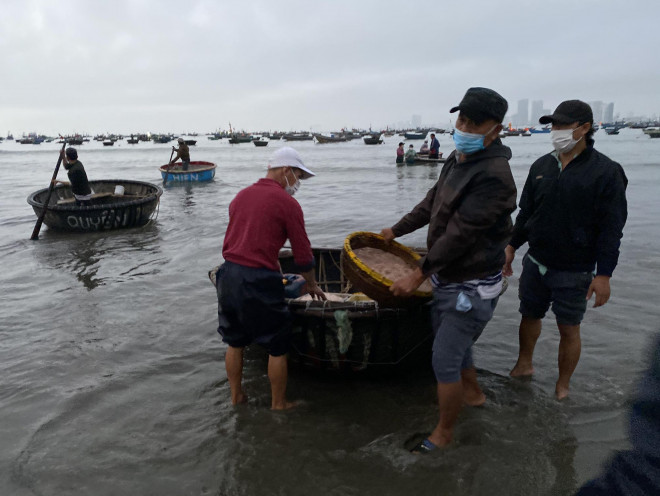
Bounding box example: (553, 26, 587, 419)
(2, 0, 659, 135)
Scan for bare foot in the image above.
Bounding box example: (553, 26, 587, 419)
(271, 400, 299, 411)
(231, 392, 248, 405)
(510, 362, 534, 377)
(555, 384, 569, 401)
(463, 391, 486, 407)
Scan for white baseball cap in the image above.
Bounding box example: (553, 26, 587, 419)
(268, 146, 315, 179)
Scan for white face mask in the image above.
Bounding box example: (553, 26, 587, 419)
(284, 172, 300, 196)
(551, 128, 581, 154)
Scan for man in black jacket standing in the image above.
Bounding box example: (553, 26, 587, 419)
(382, 87, 517, 452)
(504, 100, 628, 400)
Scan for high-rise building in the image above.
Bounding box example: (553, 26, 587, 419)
(530, 100, 544, 125)
(603, 103, 614, 124)
(411, 114, 422, 128)
(516, 99, 529, 127)
(589, 101, 604, 123)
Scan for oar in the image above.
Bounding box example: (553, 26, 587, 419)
(163, 148, 175, 186)
(30, 141, 67, 240)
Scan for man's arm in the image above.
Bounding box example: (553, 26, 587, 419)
(388, 181, 438, 238)
(285, 202, 325, 300)
(502, 168, 536, 276)
(587, 165, 628, 308)
(170, 147, 181, 163)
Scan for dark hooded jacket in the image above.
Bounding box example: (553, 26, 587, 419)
(392, 139, 517, 282)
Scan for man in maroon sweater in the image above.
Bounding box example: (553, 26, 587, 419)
(216, 147, 325, 410)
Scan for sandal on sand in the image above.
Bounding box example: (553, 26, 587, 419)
(410, 438, 438, 454)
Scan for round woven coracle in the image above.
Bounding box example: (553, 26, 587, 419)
(341, 231, 432, 308)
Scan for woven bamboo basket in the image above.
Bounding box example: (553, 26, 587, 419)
(341, 231, 432, 308)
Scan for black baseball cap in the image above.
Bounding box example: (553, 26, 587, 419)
(539, 100, 593, 125)
(450, 87, 508, 123)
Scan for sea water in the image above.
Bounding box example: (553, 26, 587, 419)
(1, 130, 659, 495)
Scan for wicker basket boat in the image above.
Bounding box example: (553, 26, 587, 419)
(341, 231, 432, 308)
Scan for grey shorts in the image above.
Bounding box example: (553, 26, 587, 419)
(431, 288, 498, 383)
(518, 253, 593, 326)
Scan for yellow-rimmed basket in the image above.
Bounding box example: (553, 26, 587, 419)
(341, 231, 432, 308)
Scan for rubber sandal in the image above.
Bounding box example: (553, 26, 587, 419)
(410, 438, 438, 454)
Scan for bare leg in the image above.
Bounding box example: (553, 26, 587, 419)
(510, 317, 542, 377)
(268, 354, 296, 410)
(225, 346, 248, 405)
(461, 367, 486, 406)
(555, 324, 581, 400)
(427, 381, 464, 447)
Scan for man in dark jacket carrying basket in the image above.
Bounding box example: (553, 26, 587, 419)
(381, 87, 517, 453)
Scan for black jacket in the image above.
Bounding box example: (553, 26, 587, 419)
(65, 160, 92, 196)
(392, 140, 517, 282)
(509, 140, 628, 276)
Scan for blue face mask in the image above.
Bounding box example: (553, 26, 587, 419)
(452, 125, 498, 155)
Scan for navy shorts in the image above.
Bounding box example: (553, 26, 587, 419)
(431, 288, 498, 383)
(518, 253, 593, 326)
(216, 261, 291, 356)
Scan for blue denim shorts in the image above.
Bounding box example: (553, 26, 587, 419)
(216, 261, 291, 356)
(431, 288, 498, 383)
(518, 253, 593, 326)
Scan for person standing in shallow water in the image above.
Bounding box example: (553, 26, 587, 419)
(396, 142, 405, 163)
(381, 87, 516, 453)
(215, 147, 325, 410)
(504, 100, 628, 400)
(405, 144, 417, 164)
(53, 147, 93, 206)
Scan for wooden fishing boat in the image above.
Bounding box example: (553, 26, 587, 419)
(282, 133, 313, 141)
(209, 246, 434, 373)
(253, 139, 269, 147)
(209, 245, 509, 373)
(228, 135, 253, 144)
(644, 127, 660, 138)
(27, 180, 162, 232)
(397, 156, 446, 166)
(314, 134, 347, 143)
(184, 139, 197, 146)
(404, 131, 427, 140)
(363, 135, 383, 145)
(159, 161, 216, 182)
(126, 137, 139, 144)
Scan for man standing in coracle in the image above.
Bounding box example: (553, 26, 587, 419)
(504, 100, 628, 400)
